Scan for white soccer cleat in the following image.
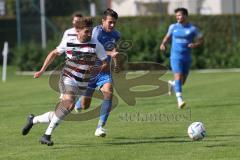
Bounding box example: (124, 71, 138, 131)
(95, 127, 106, 137)
(168, 80, 173, 96)
(178, 101, 186, 109)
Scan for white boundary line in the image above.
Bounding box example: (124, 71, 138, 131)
(192, 68, 240, 73)
(15, 68, 240, 76)
(15, 71, 54, 76)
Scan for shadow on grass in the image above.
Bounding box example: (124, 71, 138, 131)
(50, 134, 240, 149)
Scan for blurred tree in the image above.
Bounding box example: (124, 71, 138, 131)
(6, 0, 109, 17)
(44, 0, 90, 16)
(7, 0, 91, 16)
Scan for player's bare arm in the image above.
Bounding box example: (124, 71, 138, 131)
(106, 48, 119, 58)
(34, 49, 59, 78)
(160, 34, 171, 51)
(188, 37, 204, 48)
(107, 48, 120, 72)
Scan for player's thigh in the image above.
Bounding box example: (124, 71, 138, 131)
(170, 59, 183, 74)
(182, 61, 191, 77)
(62, 92, 75, 101)
(182, 61, 191, 84)
(59, 76, 83, 108)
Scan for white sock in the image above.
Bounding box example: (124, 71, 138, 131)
(45, 114, 61, 135)
(176, 92, 183, 103)
(32, 111, 54, 124)
(169, 80, 175, 87)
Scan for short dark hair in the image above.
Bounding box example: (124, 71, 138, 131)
(72, 11, 83, 19)
(74, 17, 93, 29)
(103, 8, 118, 20)
(174, 8, 188, 16)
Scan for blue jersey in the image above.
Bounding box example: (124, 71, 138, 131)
(167, 23, 201, 61)
(92, 25, 120, 64)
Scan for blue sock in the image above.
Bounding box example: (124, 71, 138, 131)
(174, 80, 182, 93)
(98, 99, 112, 128)
(75, 99, 82, 110)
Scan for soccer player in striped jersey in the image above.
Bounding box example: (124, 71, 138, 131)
(21, 12, 83, 138)
(160, 8, 203, 109)
(22, 17, 108, 146)
(74, 8, 120, 137)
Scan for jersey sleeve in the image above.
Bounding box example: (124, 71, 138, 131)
(96, 42, 108, 61)
(193, 26, 203, 39)
(92, 27, 99, 40)
(115, 30, 121, 42)
(56, 38, 67, 55)
(167, 24, 175, 36)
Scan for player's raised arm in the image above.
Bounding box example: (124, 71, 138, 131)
(34, 49, 60, 78)
(106, 48, 120, 72)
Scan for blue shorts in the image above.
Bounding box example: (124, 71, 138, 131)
(84, 73, 112, 97)
(170, 59, 191, 76)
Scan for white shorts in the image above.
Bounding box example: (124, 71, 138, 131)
(59, 76, 87, 99)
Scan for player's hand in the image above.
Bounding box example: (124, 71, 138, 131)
(188, 43, 197, 48)
(110, 51, 119, 58)
(34, 70, 44, 78)
(160, 43, 166, 52)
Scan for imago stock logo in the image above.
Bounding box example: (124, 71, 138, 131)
(48, 40, 169, 121)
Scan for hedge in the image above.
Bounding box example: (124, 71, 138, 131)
(6, 15, 240, 70)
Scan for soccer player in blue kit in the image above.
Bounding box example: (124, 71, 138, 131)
(160, 8, 204, 109)
(75, 8, 120, 137)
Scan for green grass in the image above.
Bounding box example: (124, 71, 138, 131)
(1, 67, 240, 160)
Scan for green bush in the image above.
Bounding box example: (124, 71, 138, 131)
(9, 15, 240, 70)
(13, 36, 65, 71)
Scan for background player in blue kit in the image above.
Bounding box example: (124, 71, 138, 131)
(75, 8, 120, 137)
(160, 8, 204, 109)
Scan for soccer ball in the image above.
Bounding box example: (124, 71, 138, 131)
(187, 122, 206, 141)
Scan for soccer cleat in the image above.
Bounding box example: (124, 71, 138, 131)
(40, 134, 54, 146)
(168, 80, 173, 96)
(95, 127, 106, 137)
(22, 114, 34, 135)
(178, 101, 186, 109)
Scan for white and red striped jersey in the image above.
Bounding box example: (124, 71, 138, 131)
(61, 28, 77, 41)
(56, 35, 107, 88)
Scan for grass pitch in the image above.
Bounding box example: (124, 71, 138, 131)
(1, 67, 240, 160)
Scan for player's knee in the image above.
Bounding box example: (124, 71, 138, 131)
(102, 90, 113, 100)
(101, 85, 113, 99)
(59, 99, 75, 110)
